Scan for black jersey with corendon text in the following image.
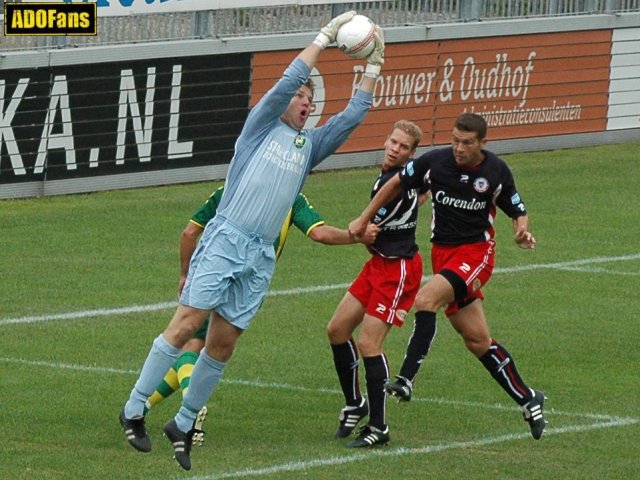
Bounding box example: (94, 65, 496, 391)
(399, 147, 527, 245)
(370, 166, 427, 258)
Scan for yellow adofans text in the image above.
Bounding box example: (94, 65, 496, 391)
(11, 9, 91, 29)
(4, 2, 97, 36)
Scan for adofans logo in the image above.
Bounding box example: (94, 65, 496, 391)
(4, 2, 97, 36)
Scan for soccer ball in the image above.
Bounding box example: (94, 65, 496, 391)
(336, 15, 376, 59)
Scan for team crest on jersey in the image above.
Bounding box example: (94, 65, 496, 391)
(294, 134, 306, 148)
(472, 278, 482, 292)
(473, 177, 489, 193)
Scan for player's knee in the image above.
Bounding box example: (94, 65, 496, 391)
(326, 320, 346, 344)
(356, 332, 383, 357)
(414, 291, 443, 312)
(463, 335, 491, 357)
(164, 324, 197, 347)
(205, 339, 236, 363)
(183, 338, 205, 353)
(355, 340, 375, 357)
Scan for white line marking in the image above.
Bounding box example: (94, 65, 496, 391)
(0, 356, 139, 375)
(554, 266, 640, 275)
(1, 253, 639, 327)
(0, 302, 177, 327)
(184, 418, 639, 480)
(2, 254, 635, 477)
(490, 253, 640, 273)
(0, 356, 634, 423)
(0, 355, 636, 479)
(2, 255, 636, 478)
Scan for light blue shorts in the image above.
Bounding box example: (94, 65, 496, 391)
(180, 216, 276, 330)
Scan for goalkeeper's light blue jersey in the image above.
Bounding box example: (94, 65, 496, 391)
(216, 57, 372, 243)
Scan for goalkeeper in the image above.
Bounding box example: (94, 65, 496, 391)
(144, 186, 379, 446)
(119, 10, 385, 471)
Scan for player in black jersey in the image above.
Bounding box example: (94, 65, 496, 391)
(327, 120, 428, 447)
(348, 113, 547, 440)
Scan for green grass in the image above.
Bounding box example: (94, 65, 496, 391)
(1, 142, 639, 480)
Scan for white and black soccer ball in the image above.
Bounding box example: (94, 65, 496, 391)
(336, 14, 376, 59)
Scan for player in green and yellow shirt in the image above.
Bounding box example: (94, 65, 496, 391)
(145, 186, 378, 437)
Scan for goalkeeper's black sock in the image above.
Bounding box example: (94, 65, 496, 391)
(479, 339, 534, 406)
(398, 311, 437, 382)
(331, 338, 362, 406)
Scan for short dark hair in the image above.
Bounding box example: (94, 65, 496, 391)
(454, 113, 487, 140)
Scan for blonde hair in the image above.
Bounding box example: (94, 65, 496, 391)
(392, 120, 423, 150)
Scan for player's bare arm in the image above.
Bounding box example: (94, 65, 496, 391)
(310, 223, 379, 245)
(513, 215, 536, 250)
(349, 174, 403, 238)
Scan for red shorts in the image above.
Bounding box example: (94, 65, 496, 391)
(348, 253, 423, 327)
(431, 241, 495, 317)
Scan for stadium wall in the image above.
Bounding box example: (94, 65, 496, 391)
(0, 13, 639, 199)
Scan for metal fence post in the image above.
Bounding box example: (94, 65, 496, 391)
(585, 0, 600, 12)
(605, 0, 620, 13)
(195, 10, 212, 38)
(332, 3, 350, 16)
(459, 0, 483, 20)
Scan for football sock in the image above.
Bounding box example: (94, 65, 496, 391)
(364, 354, 390, 430)
(144, 367, 179, 414)
(125, 334, 181, 418)
(331, 338, 362, 406)
(176, 350, 199, 397)
(176, 350, 225, 433)
(479, 339, 533, 406)
(143, 350, 199, 414)
(398, 310, 437, 382)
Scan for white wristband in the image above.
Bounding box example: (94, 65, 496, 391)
(364, 63, 381, 78)
(313, 33, 330, 49)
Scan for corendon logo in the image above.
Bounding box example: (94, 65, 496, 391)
(434, 190, 487, 211)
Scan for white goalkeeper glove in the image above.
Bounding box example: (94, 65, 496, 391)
(364, 25, 385, 78)
(313, 10, 357, 49)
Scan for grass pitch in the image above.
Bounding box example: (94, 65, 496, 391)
(1, 142, 639, 480)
